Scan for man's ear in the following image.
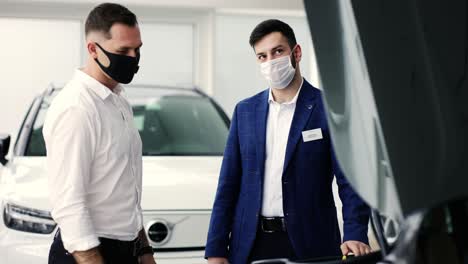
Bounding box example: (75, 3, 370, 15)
(87, 41, 98, 59)
(294, 44, 303, 65)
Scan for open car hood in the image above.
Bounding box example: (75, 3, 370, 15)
(304, 0, 468, 220)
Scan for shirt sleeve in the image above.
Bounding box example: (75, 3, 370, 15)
(44, 106, 100, 253)
(332, 147, 370, 244)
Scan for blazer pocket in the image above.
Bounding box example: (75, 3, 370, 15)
(301, 140, 327, 158)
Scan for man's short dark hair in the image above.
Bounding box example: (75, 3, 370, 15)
(249, 19, 297, 49)
(85, 3, 138, 38)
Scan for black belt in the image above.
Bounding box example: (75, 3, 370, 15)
(99, 236, 142, 257)
(56, 229, 143, 257)
(260, 217, 287, 233)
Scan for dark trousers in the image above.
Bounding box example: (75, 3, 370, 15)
(48, 230, 139, 264)
(247, 227, 297, 263)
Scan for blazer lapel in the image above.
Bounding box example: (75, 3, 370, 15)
(283, 81, 318, 175)
(255, 90, 269, 184)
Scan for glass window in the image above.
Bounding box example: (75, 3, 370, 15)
(25, 88, 228, 156)
(25, 96, 51, 156)
(134, 95, 228, 155)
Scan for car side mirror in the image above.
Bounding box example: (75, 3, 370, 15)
(0, 134, 11, 166)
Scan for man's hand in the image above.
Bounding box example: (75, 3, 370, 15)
(207, 257, 229, 264)
(137, 229, 156, 264)
(139, 253, 156, 264)
(340, 240, 371, 256)
(72, 247, 104, 264)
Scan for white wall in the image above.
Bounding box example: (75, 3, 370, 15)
(0, 18, 81, 145)
(133, 23, 194, 87)
(0, 2, 316, 154)
(0, 5, 204, 149)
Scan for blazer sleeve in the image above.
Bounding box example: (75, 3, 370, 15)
(332, 146, 371, 244)
(205, 104, 242, 258)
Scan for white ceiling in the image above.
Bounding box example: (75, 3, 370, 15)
(7, 0, 304, 10)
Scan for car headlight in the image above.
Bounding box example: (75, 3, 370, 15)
(3, 203, 56, 234)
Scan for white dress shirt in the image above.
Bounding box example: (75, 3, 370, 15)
(43, 70, 143, 253)
(261, 78, 303, 217)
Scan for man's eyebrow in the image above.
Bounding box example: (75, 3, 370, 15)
(271, 45, 285, 50)
(119, 43, 143, 50)
(256, 45, 285, 56)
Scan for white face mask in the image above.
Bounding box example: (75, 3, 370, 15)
(260, 48, 296, 89)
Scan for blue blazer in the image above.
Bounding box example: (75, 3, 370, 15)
(205, 79, 370, 263)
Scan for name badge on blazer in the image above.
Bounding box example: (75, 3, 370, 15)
(302, 128, 323, 142)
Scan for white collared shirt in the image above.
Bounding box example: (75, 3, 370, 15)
(43, 69, 143, 253)
(261, 78, 304, 217)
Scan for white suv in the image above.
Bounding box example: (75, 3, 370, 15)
(0, 84, 230, 264)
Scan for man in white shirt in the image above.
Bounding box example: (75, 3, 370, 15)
(44, 3, 155, 264)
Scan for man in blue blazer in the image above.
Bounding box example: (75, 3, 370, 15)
(205, 19, 371, 264)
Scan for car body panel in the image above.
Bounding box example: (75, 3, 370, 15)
(0, 85, 227, 263)
(304, 0, 468, 219)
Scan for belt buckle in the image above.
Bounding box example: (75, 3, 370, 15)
(261, 217, 275, 233)
(281, 218, 286, 232)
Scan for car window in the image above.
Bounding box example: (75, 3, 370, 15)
(135, 95, 229, 156)
(24, 97, 50, 156)
(25, 91, 229, 156)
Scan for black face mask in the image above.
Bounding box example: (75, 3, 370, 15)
(94, 42, 140, 84)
